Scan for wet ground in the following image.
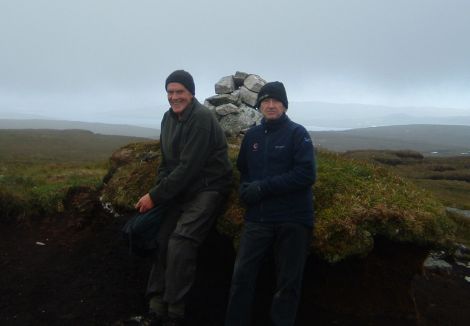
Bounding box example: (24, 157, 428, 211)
(1, 213, 469, 326)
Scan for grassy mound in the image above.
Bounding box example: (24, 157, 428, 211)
(0, 162, 107, 220)
(309, 151, 454, 262)
(101, 141, 161, 212)
(0, 130, 145, 221)
(102, 141, 456, 263)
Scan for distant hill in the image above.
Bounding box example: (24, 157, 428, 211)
(0, 119, 159, 139)
(0, 129, 151, 162)
(288, 101, 470, 129)
(311, 124, 470, 156)
(2, 120, 469, 157)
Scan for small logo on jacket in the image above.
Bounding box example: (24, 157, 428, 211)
(252, 142, 259, 151)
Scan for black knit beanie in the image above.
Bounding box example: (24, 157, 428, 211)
(256, 81, 288, 109)
(165, 70, 195, 95)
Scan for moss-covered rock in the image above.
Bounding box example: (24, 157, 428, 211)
(101, 141, 161, 212)
(102, 140, 456, 263)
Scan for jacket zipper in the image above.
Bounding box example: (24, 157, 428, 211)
(259, 128, 270, 222)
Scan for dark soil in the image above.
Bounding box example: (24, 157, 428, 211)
(1, 212, 470, 326)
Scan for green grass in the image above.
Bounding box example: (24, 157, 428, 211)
(1, 133, 464, 263)
(310, 151, 455, 262)
(101, 141, 457, 263)
(412, 179, 470, 210)
(0, 160, 108, 219)
(340, 150, 470, 248)
(343, 150, 470, 210)
(0, 129, 148, 220)
(0, 129, 148, 163)
(446, 212, 470, 247)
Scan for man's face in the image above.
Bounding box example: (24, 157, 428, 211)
(259, 98, 286, 121)
(167, 82, 193, 115)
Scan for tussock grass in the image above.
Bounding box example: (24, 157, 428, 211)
(0, 161, 107, 218)
(0, 130, 143, 220)
(102, 141, 456, 263)
(412, 179, 470, 210)
(446, 212, 470, 247)
(310, 151, 454, 262)
(100, 141, 161, 211)
(350, 152, 470, 210)
(344, 149, 424, 166)
(4, 134, 451, 263)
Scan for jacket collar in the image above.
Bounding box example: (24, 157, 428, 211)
(262, 113, 289, 132)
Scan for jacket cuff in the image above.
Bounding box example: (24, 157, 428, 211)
(148, 187, 159, 205)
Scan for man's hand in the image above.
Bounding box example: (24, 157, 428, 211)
(135, 193, 155, 213)
(240, 181, 263, 205)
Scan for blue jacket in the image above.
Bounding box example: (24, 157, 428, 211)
(237, 114, 316, 227)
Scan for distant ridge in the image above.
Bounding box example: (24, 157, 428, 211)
(311, 124, 470, 156)
(288, 101, 470, 129)
(2, 119, 469, 156)
(0, 119, 159, 139)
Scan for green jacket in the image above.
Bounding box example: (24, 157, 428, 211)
(149, 99, 232, 204)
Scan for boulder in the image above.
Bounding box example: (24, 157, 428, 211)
(215, 103, 240, 116)
(233, 71, 249, 87)
(215, 76, 236, 94)
(243, 74, 266, 92)
(206, 93, 239, 107)
(219, 114, 244, 137)
(204, 99, 216, 112)
(239, 86, 258, 107)
(423, 252, 453, 275)
(238, 104, 262, 128)
(216, 104, 261, 135)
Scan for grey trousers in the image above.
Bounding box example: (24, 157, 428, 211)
(146, 191, 222, 305)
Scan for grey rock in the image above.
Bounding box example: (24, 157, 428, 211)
(240, 86, 258, 107)
(423, 254, 453, 274)
(218, 105, 262, 137)
(206, 93, 239, 106)
(232, 89, 242, 106)
(215, 76, 236, 94)
(446, 207, 470, 219)
(215, 103, 240, 116)
(234, 71, 249, 87)
(239, 104, 262, 127)
(454, 244, 470, 261)
(204, 100, 216, 112)
(219, 114, 243, 137)
(243, 74, 266, 92)
(205, 72, 266, 135)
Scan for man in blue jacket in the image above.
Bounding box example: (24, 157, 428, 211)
(225, 81, 316, 326)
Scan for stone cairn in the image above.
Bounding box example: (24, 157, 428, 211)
(204, 71, 266, 137)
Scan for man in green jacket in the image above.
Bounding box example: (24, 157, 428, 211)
(135, 70, 232, 326)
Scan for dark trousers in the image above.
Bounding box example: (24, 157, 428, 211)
(225, 222, 312, 326)
(146, 191, 222, 305)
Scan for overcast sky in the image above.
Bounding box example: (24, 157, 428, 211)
(1, 0, 470, 126)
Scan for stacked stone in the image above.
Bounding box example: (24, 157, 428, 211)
(204, 71, 266, 137)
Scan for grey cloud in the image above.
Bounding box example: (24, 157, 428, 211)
(1, 0, 469, 119)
